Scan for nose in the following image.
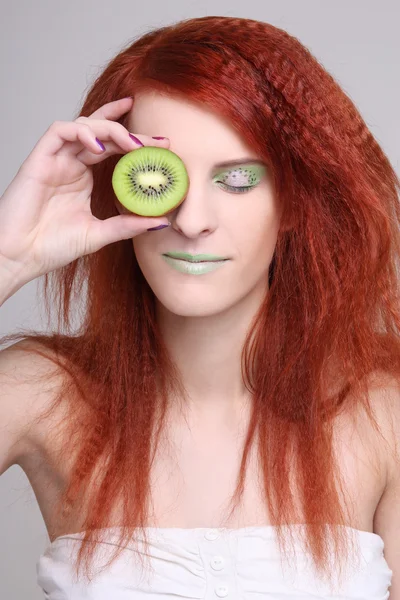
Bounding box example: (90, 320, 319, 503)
(169, 180, 217, 238)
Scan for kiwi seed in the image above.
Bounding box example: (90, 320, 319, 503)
(112, 146, 189, 217)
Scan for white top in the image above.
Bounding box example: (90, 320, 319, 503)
(36, 524, 392, 599)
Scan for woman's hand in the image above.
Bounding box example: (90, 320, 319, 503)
(0, 97, 170, 285)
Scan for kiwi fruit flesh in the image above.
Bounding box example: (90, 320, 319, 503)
(112, 146, 189, 217)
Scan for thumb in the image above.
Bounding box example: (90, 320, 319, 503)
(87, 214, 170, 252)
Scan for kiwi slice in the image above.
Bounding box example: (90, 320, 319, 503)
(112, 146, 189, 217)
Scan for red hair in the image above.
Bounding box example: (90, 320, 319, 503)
(2, 15, 400, 590)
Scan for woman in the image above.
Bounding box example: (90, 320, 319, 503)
(0, 15, 398, 599)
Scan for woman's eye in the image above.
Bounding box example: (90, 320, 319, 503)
(217, 182, 255, 194)
(214, 164, 265, 193)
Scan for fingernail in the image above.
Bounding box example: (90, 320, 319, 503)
(129, 133, 144, 146)
(96, 137, 106, 151)
(152, 136, 167, 140)
(147, 224, 169, 231)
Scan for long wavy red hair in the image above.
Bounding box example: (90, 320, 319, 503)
(2, 15, 400, 590)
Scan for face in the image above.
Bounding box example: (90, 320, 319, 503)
(121, 91, 282, 318)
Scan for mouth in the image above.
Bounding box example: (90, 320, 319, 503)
(162, 251, 229, 263)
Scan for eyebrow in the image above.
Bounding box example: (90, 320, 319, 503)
(213, 158, 267, 169)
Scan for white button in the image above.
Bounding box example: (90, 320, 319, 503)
(215, 584, 229, 597)
(204, 529, 220, 541)
(211, 555, 225, 570)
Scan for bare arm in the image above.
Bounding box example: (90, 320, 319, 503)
(0, 257, 42, 471)
(0, 340, 59, 476)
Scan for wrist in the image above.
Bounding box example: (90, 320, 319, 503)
(0, 256, 32, 306)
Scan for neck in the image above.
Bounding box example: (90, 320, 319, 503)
(155, 281, 268, 420)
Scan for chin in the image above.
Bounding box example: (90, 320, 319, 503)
(152, 286, 233, 318)
(162, 304, 222, 318)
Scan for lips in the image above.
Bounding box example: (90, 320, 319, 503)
(161, 254, 229, 275)
(163, 251, 229, 263)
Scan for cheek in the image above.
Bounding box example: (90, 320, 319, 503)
(132, 235, 164, 281)
(132, 236, 148, 262)
(229, 198, 280, 262)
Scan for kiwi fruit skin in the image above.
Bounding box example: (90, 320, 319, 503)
(112, 146, 189, 217)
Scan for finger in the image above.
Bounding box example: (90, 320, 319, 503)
(32, 120, 106, 158)
(59, 119, 145, 159)
(66, 98, 134, 154)
(34, 120, 169, 162)
(87, 97, 134, 121)
(31, 96, 133, 158)
(86, 214, 170, 253)
(75, 132, 170, 166)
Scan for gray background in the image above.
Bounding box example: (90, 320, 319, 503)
(1, 1, 399, 598)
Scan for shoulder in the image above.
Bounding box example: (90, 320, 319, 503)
(365, 370, 400, 482)
(352, 370, 400, 491)
(365, 371, 400, 594)
(336, 370, 399, 473)
(0, 339, 67, 474)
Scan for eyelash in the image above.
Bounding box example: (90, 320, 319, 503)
(217, 182, 255, 194)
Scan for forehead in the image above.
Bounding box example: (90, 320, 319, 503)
(127, 91, 260, 164)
